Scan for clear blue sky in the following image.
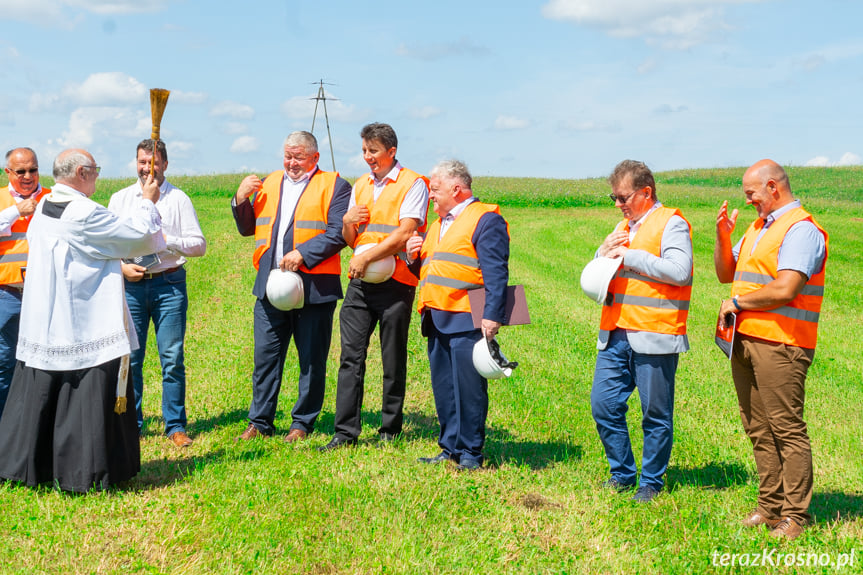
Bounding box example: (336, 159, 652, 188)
(1, 0, 861, 180)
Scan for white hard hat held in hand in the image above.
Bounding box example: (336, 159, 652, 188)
(580, 257, 623, 305)
(266, 269, 305, 310)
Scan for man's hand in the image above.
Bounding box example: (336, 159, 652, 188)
(141, 172, 160, 204)
(598, 229, 629, 258)
(348, 252, 371, 279)
(16, 197, 37, 218)
(235, 175, 263, 204)
(343, 205, 370, 227)
(482, 319, 501, 341)
(405, 231, 423, 262)
(716, 200, 738, 239)
(122, 263, 146, 283)
(279, 249, 304, 272)
(718, 299, 738, 329)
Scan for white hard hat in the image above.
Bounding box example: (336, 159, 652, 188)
(266, 269, 305, 311)
(580, 257, 623, 305)
(472, 337, 518, 379)
(355, 243, 396, 284)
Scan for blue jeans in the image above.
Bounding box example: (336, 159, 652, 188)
(0, 287, 22, 419)
(125, 268, 188, 436)
(591, 329, 678, 491)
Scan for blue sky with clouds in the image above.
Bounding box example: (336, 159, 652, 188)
(1, 0, 861, 180)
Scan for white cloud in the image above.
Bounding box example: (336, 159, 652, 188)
(804, 153, 862, 167)
(541, 0, 762, 49)
(29, 93, 61, 113)
(838, 152, 862, 166)
(211, 101, 255, 120)
(0, 0, 168, 25)
(56, 105, 143, 148)
(221, 122, 249, 136)
(64, 72, 147, 105)
(280, 92, 365, 123)
(408, 106, 442, 120)
(494, 115, 530, 130)
(170, 90, 208, 105)
(397, 37, 489, 61)
(230, 136, 259, 154)
(653, 103, 689, 115)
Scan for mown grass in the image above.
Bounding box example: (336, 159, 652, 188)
(0, 167, 861, 574)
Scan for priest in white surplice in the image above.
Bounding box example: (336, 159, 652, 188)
(0, 148, 166, 493)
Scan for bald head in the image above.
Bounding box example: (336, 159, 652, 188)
(4, 147, 40, 196)
(742, 159, 794, 219)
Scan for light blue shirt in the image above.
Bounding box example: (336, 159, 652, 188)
(732, 200, 826, 279)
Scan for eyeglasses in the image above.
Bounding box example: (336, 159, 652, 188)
(609, 190, 638, 204)
(10, 168, 39, 176)
(83, 165, 101, 175)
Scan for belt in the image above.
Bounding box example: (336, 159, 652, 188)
(142, 266, 182, 280)
(0, 284, 24, 295)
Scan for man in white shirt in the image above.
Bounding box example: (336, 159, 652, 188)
(108, 140, 207, 448)
(0, 148, 165, 492)
(320, 123, 430, 451)
(0, 148, 50, 418)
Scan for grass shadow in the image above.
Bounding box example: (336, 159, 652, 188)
(485, 425, 583, 470)
(810, 490, 863, 524)
(666, 461, 752, 490)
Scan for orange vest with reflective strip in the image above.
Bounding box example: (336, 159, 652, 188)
(417, 202, 505, 314)
(732, 207, 828, 349)
(252, 170, 340, 275)
(354, 168, 429, 287)
(600, 206, 692, 335)
(0, 186, 50, 285)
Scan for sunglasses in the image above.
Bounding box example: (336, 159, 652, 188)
(11, 168, 39, 176)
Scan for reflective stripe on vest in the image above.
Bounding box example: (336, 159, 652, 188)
(417, 202, 505, 314)
(251, 170, 341, 275)
(353, 167, 429, 287)
(599, 206, 692, 336)
(0, 186, 50, 285)
(731, 207, 828, 349)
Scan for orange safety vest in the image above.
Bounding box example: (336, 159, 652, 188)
(417, 202, 506, 314)
(251, 170, 340, 274)
(0, 185, 50, 285)
(353, 167, 429, 287)
(732, 207, 828, 349)
(600, 206, 692, 335)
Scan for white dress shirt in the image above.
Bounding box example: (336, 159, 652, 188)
(18, 184, 166, 370)
(108, 179, 206, 272)
(0, 183, 43, 236)
(348, 161, 429, 225)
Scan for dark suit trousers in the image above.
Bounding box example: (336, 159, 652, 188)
(333, 278, 415, 440)
(248, 297, 337, 435)
(428, 324, 488, 463)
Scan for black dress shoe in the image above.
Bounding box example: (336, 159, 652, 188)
(418, 452, 451, 464)
(456, 457, 482, 471)
(317, 436, 358, 452)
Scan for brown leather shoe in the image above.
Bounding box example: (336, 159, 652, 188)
(742, 510, 781, 528)
(284, 428, 308, 443)
(236, 423, 265, 441)
(770, 517, 804, 540)
(169, 430, 193, 448)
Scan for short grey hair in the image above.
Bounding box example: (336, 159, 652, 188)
(53, 150, 91, 181)
(283, 131, 318, 153)
(430, 159, 472, 190)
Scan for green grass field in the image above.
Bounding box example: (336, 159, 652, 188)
(1, 167, 861, 574)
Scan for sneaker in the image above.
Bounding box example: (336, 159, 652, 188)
(632, 485, 660, 503)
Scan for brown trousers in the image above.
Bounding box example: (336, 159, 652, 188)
(731, 334, 814, 524)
